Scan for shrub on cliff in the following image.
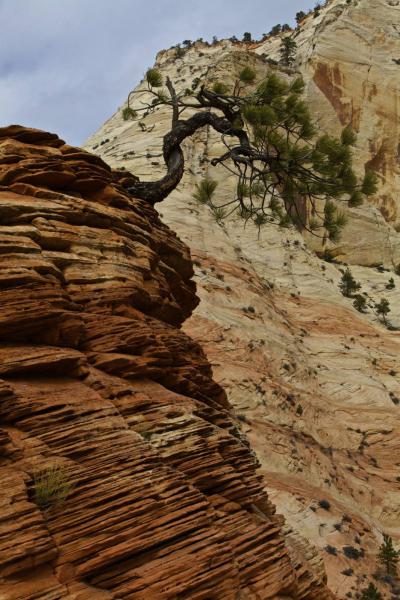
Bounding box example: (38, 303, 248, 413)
(374, 298, 391, 325)
(339, 268, 361, 297)
(296, 11, 306, 24)
(33, 464, 73, 510)
(124, 66, 377, 243)
(269, 24, 282, 35)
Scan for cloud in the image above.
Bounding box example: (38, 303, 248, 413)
(0, 0, 308, 145)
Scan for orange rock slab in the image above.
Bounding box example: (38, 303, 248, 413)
(0, 126, 333, 599)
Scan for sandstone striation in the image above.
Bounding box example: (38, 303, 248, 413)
(85, 3, 400, 596)
(0, 126, 333, 599)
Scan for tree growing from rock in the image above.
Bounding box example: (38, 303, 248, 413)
(339, 268, 361, 297)
(280, 36, 297, 66)
(296, 11, 306, 24)
(375, 298, 391, 325)
(378, 534, 399, 575)
(269, 24, 282, 35)
(123, 67, 377, 243)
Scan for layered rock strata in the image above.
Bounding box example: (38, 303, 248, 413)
(85, 2, 400, 595)
(0, 126, 332, 599)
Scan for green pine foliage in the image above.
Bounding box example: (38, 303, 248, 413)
(211, 205, 226, 222)
(193, 177, 218, 204)
(122, 106, 138, 121)
(361, 171, 378, 195)
(237, 73, 374, 241)
(212, 81, 229, 95)
(339, 268, 361, 297)
(378, 534, 399, 575)
(341, 126, 356, 146)
(296, 11, 306, 23)
(280, 36, 297, 66)
(239, 66, 256, 84)
(129, 67, 379, 242)
(146, 68, 163, 87)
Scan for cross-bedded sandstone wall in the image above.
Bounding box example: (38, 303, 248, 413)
(0, 126, 332, 599)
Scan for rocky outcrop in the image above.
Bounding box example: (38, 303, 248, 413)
(0, 126, 333, 599)
(85, 4, 400, 596)
(255, 0, 400, 264)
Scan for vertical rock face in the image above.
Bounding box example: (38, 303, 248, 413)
(0, 126, 333, 599)
(255, 0, 400, 263)
(85, 3, 400, 597)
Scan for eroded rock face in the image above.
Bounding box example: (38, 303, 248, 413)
(0, 126, 333, 599)
(85, 6, 400, 596)
(255, 0, 400, 264)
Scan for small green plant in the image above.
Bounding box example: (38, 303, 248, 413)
(33, 465, 73, 510)
(375, 298, 391, 324)
(378, 533, 399, 575)
(319, 499, 331, 510)
(122, 106, 137, 121)
(360, 583, 382, 600)
(239, 66, 256, 84)
(146, 68, 163, 88)
(339, 268, 361, 297)
(211, 205, 226, 223)
(193, 177, 218, 204)
(212, 81, 229, 95)
(296, 404, 303, 416)
(242, 32, 252, 43)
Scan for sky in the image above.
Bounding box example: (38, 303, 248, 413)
(0, 0, 313, 146)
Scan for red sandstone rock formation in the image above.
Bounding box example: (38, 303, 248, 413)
(0, 126, 333, 599)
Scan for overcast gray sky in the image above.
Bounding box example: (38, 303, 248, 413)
(0, 0, 312, 146)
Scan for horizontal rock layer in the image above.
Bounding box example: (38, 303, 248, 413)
(0, 126, 332, 599)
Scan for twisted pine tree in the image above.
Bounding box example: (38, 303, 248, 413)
(123, 66, 377, 243)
